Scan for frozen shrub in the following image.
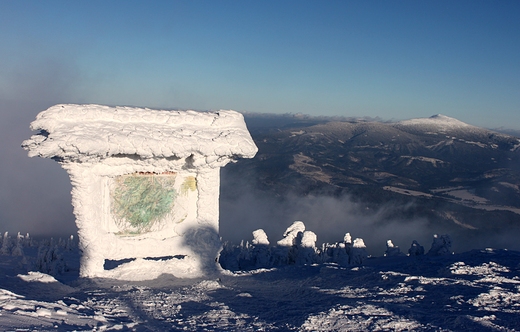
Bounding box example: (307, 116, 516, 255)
(296, 231, 318, 265)
(427, 234, 452, 256)
(219, 222, 378, 271)
(300, 231, 317, 249)
(219, 237, 270, 271)
(273, 221, 306, 266)
(385, 240, 404, 257)
(23, 233, 32, 247)
(238, 241, 256, 270)
(408, 240, 425, 256)
(349, 238, 368, 265)
(218, 242, 241, 271)
(251, 229, 271, 268)
(252, 229, 269, 245)
(277, 221, 305, 247)
(11, 232, 24, 256)
(1, 232, 10, 255)
(318, 243, 335, 264)
(325, 242, 349, 266)
(35, 241, 67, 275)
(65, 235, 76, 251)
(317, 232, 352, 266)
(252, 243, 271, 268)
(353, 238, 366, 248)
(341, 233, 353, 265)
(344, 233, 352, 245)
(271, 244, 292, 266)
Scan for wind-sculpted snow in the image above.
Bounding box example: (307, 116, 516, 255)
(1, 231, 520, 331)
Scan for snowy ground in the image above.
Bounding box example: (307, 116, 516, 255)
(1, 239, 520, 331)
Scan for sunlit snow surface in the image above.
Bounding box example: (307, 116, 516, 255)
(396, 114, 472, 130)
(1, 244, 520, 331)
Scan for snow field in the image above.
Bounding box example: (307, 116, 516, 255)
(1, 229, 520, 331)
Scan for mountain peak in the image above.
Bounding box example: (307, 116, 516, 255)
(430, 114, 449, 119)
(397, 114, 472, 130)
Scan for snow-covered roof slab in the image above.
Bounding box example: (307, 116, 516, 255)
(22, 104, 258, 164)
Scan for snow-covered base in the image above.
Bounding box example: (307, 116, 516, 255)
(1, 241, 520, 331)
(2, 230, 520, 330)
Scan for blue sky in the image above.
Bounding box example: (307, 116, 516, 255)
(1, 0, 519, 128)
(0, 0, 519, 237)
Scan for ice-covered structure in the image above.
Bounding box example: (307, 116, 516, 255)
(22, 104, 257, 279)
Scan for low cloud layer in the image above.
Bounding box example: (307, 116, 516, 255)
(220, 181, 433, 256)
(219, 168, 520, 256)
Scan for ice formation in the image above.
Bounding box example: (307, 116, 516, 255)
(22, 104, 257, 279)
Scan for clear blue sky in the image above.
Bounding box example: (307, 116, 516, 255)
(1, 0, 519, 128)
(0, 0, 519, 237)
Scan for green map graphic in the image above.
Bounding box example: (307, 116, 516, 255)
(111, 174, 177, 234)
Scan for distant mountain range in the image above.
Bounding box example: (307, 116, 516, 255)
(220, 114, 520, 250)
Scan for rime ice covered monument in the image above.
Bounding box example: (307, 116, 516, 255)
(22, 104, 257, 279)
